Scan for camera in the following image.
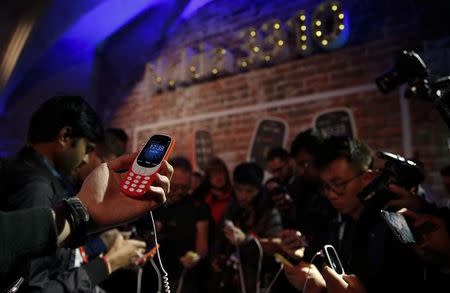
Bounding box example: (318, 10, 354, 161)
(376, 50, 428, 93)
(358, 151, 424, 210)
(376, 50, 450, 129)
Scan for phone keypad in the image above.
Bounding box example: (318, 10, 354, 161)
(121, 170, 154, 197)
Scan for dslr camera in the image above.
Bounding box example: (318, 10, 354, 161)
(358, 151, 424, 210)
(376, 50, 450, 128)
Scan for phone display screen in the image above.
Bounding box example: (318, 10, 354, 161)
(380, 210, 416, 244)
(137, 135, 172, 168)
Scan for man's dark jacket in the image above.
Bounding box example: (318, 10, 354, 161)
(0, 146, 108, 292)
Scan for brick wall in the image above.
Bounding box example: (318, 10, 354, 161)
(108, 0, 450, 194)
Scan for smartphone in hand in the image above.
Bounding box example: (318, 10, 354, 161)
(322, 244, 345, 275)
(380, 210, 416, 244)
(120, 134, 175, 197)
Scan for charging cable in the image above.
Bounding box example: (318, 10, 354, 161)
(149, 258, 162, 293)
(264, 263, 284, 293)
(149, 211, 171, 293)
(250, 236, 263, 293)
(175, 268, 187, 293)
(302, 250, 322, 293)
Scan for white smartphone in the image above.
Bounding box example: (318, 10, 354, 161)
(120, 134, 175, 197)
(322, 244, 345, 275)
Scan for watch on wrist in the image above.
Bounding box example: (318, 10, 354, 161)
(57, 197, 90, 248)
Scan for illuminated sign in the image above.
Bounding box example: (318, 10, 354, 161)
(147, 1, 350, 95)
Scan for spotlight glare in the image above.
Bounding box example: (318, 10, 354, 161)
(264, 55, 271, 61)
(250, 30, 257, 37)
(339, 24, 345, 30)
(301, 35, 307, 41)
(322, 39, 328, 46)
(338, 13, 344, 19)
(212, 68, 218, 74)
(316, 30, 322, 37)
(331, 5, 338, 11)
(301, 45, 307, 50)
(253, 46, 260, 53)
(315, 20, 322, 26)
(277, 40, 284, 46)
(301, 25, 307, 31)
(274, 23, 280, 30)
(300, 15, 306, 21)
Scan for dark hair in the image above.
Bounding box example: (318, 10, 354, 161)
(106, 128, 129, 145)
(233, 162, 264, 187)
(290, 128, 326, 159)
(98, 128, 128, 157)
(27, 95, 104, 143)
(169, 156, 193, 173)
(205, 156, 232, 188)
(266, 147, 290, 162)
(316, 136, 373, 172)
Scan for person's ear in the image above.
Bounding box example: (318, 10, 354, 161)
(57, 127, 73, 148)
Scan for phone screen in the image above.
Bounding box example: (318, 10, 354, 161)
(380, 210, 416, 244)
(137, 135, 172, 168)
(323, 245, 345, 275)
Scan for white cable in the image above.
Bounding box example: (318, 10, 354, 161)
(264, 264, 284, 293)
(150, 258, 162, 293)
(302, 251, 322, 293)
(137, 267, 143, 293)
(175, 268, 187, 293)
(251, 237, 263, 293)
(150, 211, 171, 293)
(236, 240, 247, 293)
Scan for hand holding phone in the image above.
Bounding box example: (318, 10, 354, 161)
(380, 210, 416, 244)
(321, 244, 345, 275)
(121, 134, 175, 197)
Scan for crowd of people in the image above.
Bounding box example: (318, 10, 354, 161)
(1, 94, 450, 293)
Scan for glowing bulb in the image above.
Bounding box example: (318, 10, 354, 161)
(264, 55, 271, 61)
(156, 76, 162, 83)
(277, 40, 284, 46)
(274, 23, 280, 30)
(339, 24, 345, 30)
(221, 49, 227, 55)
(301, 25, 307, 31)
(316, 30, 322, 37)
(189, 66, 196, 72)
(241, 61, 248, 67)
(301, 45, 307, 50)
(331, 5, 338, 11)
(194, 73, 200, 79)
(301, 35, 307, 41)
(300, 15, 306, 21)
(212, 68, 218, 75)
(322, 39, 328, 46)
(315, 20, 322, 26)
(253, 46, 260, 53)
(169, 80, 175, 86)
(250, 30, 257, 37)
(338, 13, 344, 19)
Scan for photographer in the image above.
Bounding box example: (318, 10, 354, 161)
(284, 136, 425, 293)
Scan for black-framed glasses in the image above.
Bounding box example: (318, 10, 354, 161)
(321, 173, 363, 196)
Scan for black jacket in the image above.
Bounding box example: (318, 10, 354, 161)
(0, 146, 108, 292)
(0, 208, 57, 274)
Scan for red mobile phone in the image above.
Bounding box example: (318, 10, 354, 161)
(121, 134, 175, 197)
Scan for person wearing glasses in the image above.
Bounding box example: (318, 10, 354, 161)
(284, 136, 426, 293)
